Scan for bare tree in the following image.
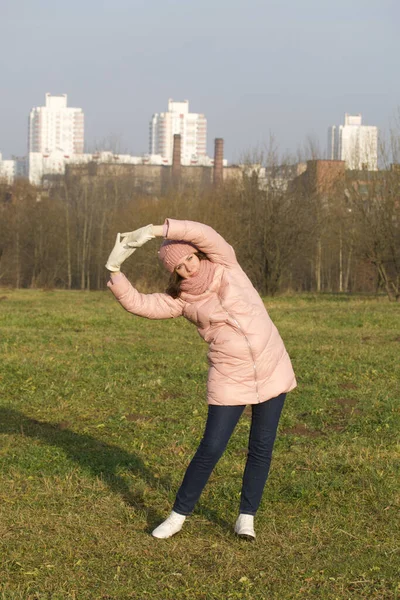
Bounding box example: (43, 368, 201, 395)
(345, 168, 400, 301)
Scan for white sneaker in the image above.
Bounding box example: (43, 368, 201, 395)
(151, 511, 186, 539)
(234, 514, 256, 540)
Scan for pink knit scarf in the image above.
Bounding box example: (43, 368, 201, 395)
(180, 259, 217, 295)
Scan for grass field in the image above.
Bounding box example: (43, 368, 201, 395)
(0, 289, 399, 600)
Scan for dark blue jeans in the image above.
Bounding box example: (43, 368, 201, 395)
(173, 393, 286, 516)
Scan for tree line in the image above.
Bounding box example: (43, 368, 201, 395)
(0, 158, 399, 301)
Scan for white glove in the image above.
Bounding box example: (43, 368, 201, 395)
(121, 224, 155, 248)
(105, 233, 136, 272)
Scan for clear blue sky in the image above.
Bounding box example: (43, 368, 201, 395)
(1, 0, 398, 162)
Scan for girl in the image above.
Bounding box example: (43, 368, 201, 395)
(106, 219, 296, 539)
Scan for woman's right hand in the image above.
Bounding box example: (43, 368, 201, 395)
(105, 233, 136, 272)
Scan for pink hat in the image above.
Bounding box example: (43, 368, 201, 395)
(158, 240, 198, 273)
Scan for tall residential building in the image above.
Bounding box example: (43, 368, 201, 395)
(149, 99, 207, 164)
(28, 93, 84, 156)
(328, 114, 378, 170)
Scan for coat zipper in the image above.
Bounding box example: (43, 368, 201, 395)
(220, 303, 260, 403)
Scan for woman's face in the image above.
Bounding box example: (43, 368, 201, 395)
(175, 253, 200, 279)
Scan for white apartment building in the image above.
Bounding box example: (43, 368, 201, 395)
(27, 151, 169, 186)
(0, 154, 16, 184)
(28, 93, 84, 156)
(328, 114, 378, 170)
(149, 99, 207, 164)
(0, 154, 27, 183)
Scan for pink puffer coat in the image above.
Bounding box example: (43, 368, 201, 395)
(107, 219, 297, 405)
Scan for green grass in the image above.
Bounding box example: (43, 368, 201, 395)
(0, 289, 399, 600)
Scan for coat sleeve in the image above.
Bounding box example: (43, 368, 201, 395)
(107, 273, 184, 320)
(165, 219, 237, 267)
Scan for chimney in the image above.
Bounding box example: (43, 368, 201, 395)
(213, 138, 224, 186)
(172, 134, 181, 185)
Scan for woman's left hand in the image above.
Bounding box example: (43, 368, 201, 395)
(121, 224, 155, 248)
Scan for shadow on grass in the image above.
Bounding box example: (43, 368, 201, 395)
(0, 406, 169, 531)
(0, 407, 232, 534)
